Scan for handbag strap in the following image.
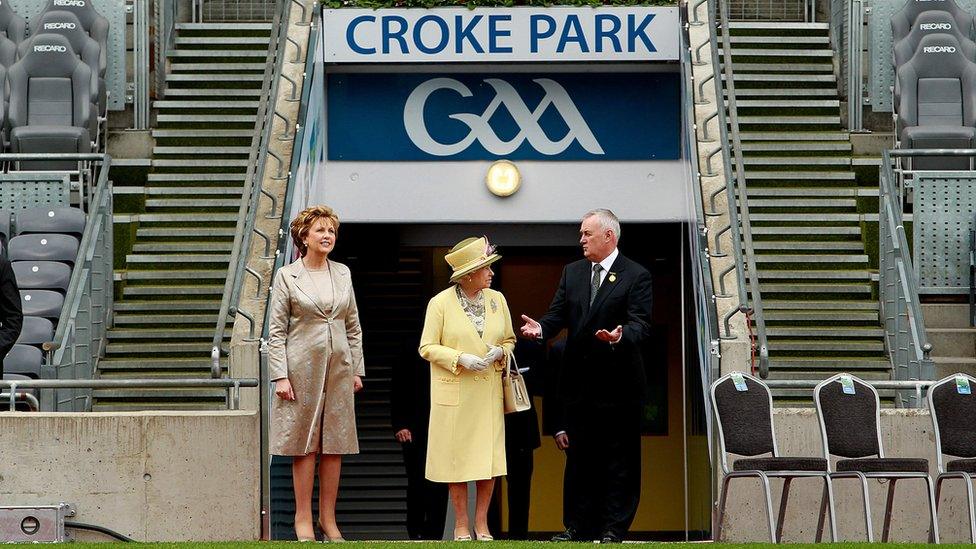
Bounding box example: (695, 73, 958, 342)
(506, 350, 519, 377)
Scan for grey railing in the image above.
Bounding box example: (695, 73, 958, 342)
(765, 378, 936, 408)
(153, 0, 181, 101)
(0, 378, 258, 411)
(211, 0, 297, 377)
(829, 0, 865, 131)
(727, 0, 814, 21)
(704, 0, 770, 376)
(132, 0, 151, 129)
(879, 148, 935, 405)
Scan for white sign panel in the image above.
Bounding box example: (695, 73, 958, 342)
(322, 7, 679, 63)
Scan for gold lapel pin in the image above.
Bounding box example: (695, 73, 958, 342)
(608, 273, 617, 283)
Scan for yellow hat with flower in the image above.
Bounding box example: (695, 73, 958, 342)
(445, 236, 501, 283)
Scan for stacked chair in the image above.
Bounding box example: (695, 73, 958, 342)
(891, 0, 976, 169)
(3, 206, 84, 379)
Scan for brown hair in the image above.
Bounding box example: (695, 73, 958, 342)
(290, 205, 340, 256)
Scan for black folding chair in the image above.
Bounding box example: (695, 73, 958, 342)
(710, 371, 835, 542)
(929, 372, 976, 542)
(814, 373, 940, 543)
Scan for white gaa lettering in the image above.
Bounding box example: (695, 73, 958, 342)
(403, 77, 604, 156)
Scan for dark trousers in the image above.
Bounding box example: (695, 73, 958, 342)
(563, 404, 641, 539)
(488, 447, 535, 539)
(402, 439, 448, 540)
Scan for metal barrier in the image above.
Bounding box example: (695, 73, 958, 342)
(829, 0, 865, 131)
(703, 0, 771, 376)
(211, 0, 295, 377)
(132, 0, 150, 130)
(0, 378, 258, 411)
(727, 0, 813, 21)
(765, 378, 937, 408)
(879, 148, 936, 404)
(154, 0, 180, 101)
(195, 0, 277, 22)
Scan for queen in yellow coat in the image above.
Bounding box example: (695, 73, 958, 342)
(419, 236, 516, 541)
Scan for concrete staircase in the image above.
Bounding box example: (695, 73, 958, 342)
(722, 21, 891, 393)
(925, 304, 976, 380)
(95, 23, 272, 410)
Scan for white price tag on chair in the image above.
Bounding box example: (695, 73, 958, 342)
(840, 375, 856, 395)
(957, 376, 971, 395)
(730, 372, 748, 392)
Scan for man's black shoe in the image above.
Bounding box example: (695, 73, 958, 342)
(551, 529, 580, 542)
(599, 533, 622, 544)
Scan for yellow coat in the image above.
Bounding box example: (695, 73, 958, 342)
(419, 286, 516, 483)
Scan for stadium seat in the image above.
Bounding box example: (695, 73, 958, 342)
(3, 343, 42, 377)
(893, 11, 976, 108)
(19, 289, 64, 321)
(12, 261, 71, 292)
(710, 372, 834, 542)
(815, 374, 940, 543)
(891, 0, 975, 46)
(0, 209, 13, 249)
(896, 34, 976, 169)
(928, 373, 976, 543)
(24, 12, 103, 112)
(0, 2, 26, 44)
(8, 234, 80, 265)
(38, 0, 108, 65)
(15, 315, 53, 348)
(7, 34, 93, 167)
(16, 207, 85, 238)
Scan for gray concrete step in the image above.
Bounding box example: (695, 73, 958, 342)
(147, 173, 247, 183)
(740, 141, 851, 152)
(751, 213, 861, 222)
(136, 213, 238, 223)
(145, 187, 244, 196)
(156, 114, 257, 123)
(136, 226, 236, 238)
(742, 156, 850, 166)
(175, 36, 271, 46)
(153, 101, 260, 110)
(725, 63, 833, 73)
(737, 115, 841, 125)
(728, 88, 837, 97)
(768, 339, 885, 352)
(764, 310, 879, 322)
(767, 326, 884, 338)
(167, 49, 268, 58)
(175, 22, 272, 30)
(730, 48, 834, 57)
(152, 129, 256, 138)
(752, 240, 863, 251)
(131, 242, 233, 253)
(105, 342, 215, 355)
(107, 328, 219, 339)
(125, 253, 231, 264)
(922, 303, 970, 329)
(739, 131, 849, 141)
(728, 21, 829, 30)
(169, 63, 267, 72)
(145, 198, 241, 208)
(748, 188, 857, 197)
(754, 253, 868, 263)
(724, 73, 836, 82)
(927, 328, 976, 357)
(769, 358, 891, 370)
(749, 198, 856, 208)
(746, 170, 855, 180)
(113, 300, 221, 313)
(152, 147, 251, 156)
(122, 285, 225, 297)
(760, 282, 872, 293)
(756, 270, 870, 280)
(113, 313, 221, 325)
(751, 226, 861, 235)
(125, 269, 228, 280)
(729, 35, 830, 45)
(764, 300, 878, 310)
(933, 356, 976, 379)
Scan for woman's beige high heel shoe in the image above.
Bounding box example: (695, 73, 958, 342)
(318, 521, 345, 542)
(454, 527, 473, 541)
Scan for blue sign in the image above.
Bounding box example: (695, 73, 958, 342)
(327, 72, 679, 161)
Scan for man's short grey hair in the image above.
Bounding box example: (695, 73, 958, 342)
(583, 208, 621, 240)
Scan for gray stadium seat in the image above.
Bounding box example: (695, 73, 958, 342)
(0, 2, 26, 44)
(0, 210, 13, 247)
(893, 12, 976, 108)
(16, 315, 53, 347)
(0, 32, 15, 67)
(8, 234, 79, 265)
(19, 289, 63, 321)
(24, 12, 103, 111)
(16, 207, 85, 237)
(7, 34, 93, 166)
(891, 0, 975, 46)
(39, 0, 108, 63)
(3, 343, 42, 377)
(896, 34, 976, 169)
(12, 261, 70, 292)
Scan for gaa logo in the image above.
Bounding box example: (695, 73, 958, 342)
(923, 45, 956, 53)
(43, 22, 77, 30)
(404, 77, 604, 156)
(34, 44, 68, 53)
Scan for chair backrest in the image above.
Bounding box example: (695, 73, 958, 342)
(3, 343, 42, 377)
(15, 315, 53, 346)
(17, 207, 85, 237)
(891, 0, 975, 45)
(710, 372, 777, 474)
(0, 1, 26, 44)
(928, 373, 976, 471)
(8, 233, 79, 265)
(815, 373, 883, 461)
(19, 289, 63, 321)
(39, 0, 108, 53)
(7, 33, 91, 129)
(12, 260, 70, 292)
(26, 11, 102, 77)
(897, 34, 976, 132)
(895, 11, 976, 68)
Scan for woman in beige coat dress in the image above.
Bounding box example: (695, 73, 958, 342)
(419, 236, 516, 541)
(269, 205, 364, 542)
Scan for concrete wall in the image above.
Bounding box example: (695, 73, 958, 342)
(721, 408, 973, 543)
(0, 411, 260, 542)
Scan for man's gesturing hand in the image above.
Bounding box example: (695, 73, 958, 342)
(520, 315, 542, 339)
(595, 325, 623, 344)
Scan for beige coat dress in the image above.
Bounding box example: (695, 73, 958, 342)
(269, 258, 365, 456)
(419, 286, 516, 482)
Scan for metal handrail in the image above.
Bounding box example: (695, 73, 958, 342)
(154, 0, 181, 100)
(0, 378, 259, 411)
(708, 0, 770, 375)
(765, 378, 935, 407)
(211, 0, 292, 378)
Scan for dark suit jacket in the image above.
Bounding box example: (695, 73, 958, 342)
(391, 340, 432, 442)
(0, 254, 21, 369)
(538, 252, 652, 431)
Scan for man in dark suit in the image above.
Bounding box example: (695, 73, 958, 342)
(0, 253, 22, 374)
(391, 342, 448, 540)
(520, 209, 652, 544)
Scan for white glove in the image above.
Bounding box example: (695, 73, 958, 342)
(458, 353, 488, 372)
(484, 345, 505, 364)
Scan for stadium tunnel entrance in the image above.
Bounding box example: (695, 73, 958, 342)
(269, 5, 712, 541)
